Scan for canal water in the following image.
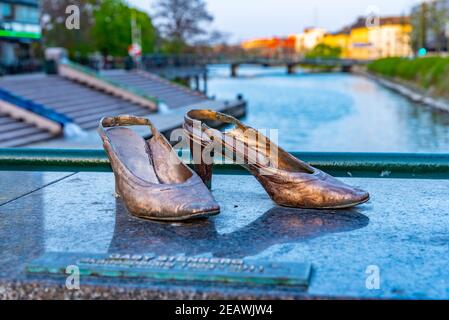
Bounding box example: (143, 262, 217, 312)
(208, 64, 449, 153)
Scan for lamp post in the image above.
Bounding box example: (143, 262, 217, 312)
(445, 21, 449, 54)
(129, 10, 142, 68)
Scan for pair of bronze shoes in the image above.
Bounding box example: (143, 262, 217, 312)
(99, 110, 370, 221)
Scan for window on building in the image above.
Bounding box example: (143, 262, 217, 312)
(14, 5, 39, 24)
(0, 3, 13, 20)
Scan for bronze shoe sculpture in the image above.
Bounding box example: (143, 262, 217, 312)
(184, 109, 370, 209)
(99, 115, 220, 221)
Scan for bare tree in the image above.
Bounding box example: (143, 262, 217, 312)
(152, 0, 213, 44)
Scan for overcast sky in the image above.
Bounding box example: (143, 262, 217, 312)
(128, 0, 421, 43)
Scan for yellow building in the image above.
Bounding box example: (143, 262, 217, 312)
(320, 16, 412, 60)
(321, 29, 351, 58)
(349, 18, 372, 60)
(242, 16, 412, 60)
(367, 18, 412, 58)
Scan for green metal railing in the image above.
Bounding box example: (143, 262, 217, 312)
(1, 148, 448, 179)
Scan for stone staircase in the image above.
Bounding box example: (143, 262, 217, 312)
(0, 112, 56, 147)
(0, 74, 153, 133)
(102, 70, 207, 109)
(0, 64, 227, 147)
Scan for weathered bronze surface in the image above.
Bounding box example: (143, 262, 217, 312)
(184, 109, 370, 209)
(26, 252, 312, 287)
(98, 115, 220, 221)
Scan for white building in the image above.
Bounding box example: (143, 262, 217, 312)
(0, 0, 41, 73)
(294, 28, 327, 53)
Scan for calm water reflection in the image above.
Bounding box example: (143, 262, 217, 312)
(208, 65, 449, 153)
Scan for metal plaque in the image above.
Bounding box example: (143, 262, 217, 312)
(26, 252, 312, 287)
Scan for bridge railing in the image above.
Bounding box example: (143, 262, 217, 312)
(0, 58, 43, 76)
(142, 54, 207, 69)
(69, 53, 371, 73)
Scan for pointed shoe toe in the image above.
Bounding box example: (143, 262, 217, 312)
(317, 183, 370, 209)
(317, 174, 370, 208)
(178, 199, 220, 219)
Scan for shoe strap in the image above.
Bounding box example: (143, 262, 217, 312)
(98, 115, 158, 139)
(185, 109, 248, 131)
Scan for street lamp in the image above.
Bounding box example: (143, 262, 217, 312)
(445, 21, 449, 54)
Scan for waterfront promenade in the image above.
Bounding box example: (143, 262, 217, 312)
(0, 64, 448, 300)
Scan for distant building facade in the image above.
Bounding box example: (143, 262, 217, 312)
(411, 0, 449, 52)
(321, 27, 351, 58)
(240, 28, 326, 58)
(241, 16, 412, 60)
(0, 0, 41, 73)
(293, 27, 326, 53)
(321, 16, 412, 60)
(241, 36, 296, 57)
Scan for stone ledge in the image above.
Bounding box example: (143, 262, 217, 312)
(0, 172, 448, 299)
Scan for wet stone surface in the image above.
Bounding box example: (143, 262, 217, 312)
(0, 172, 449, 299)
(0, 171, 73, 206)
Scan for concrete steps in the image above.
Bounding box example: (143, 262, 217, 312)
(102, 70, 207, 109)
(0, 113, 55, 147)
(0, 67, 245, 147)
(0, 75, 153, 133)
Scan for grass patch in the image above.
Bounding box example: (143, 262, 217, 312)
(367, 57, 449, 98)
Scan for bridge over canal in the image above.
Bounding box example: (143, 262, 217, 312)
(139, 54, 371, 78)
(219, 57, 371, 77)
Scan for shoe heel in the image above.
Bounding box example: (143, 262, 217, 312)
(188, 136, 213, 189)
(193, 161, 213, 189)
(114, 177, 121, 198)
